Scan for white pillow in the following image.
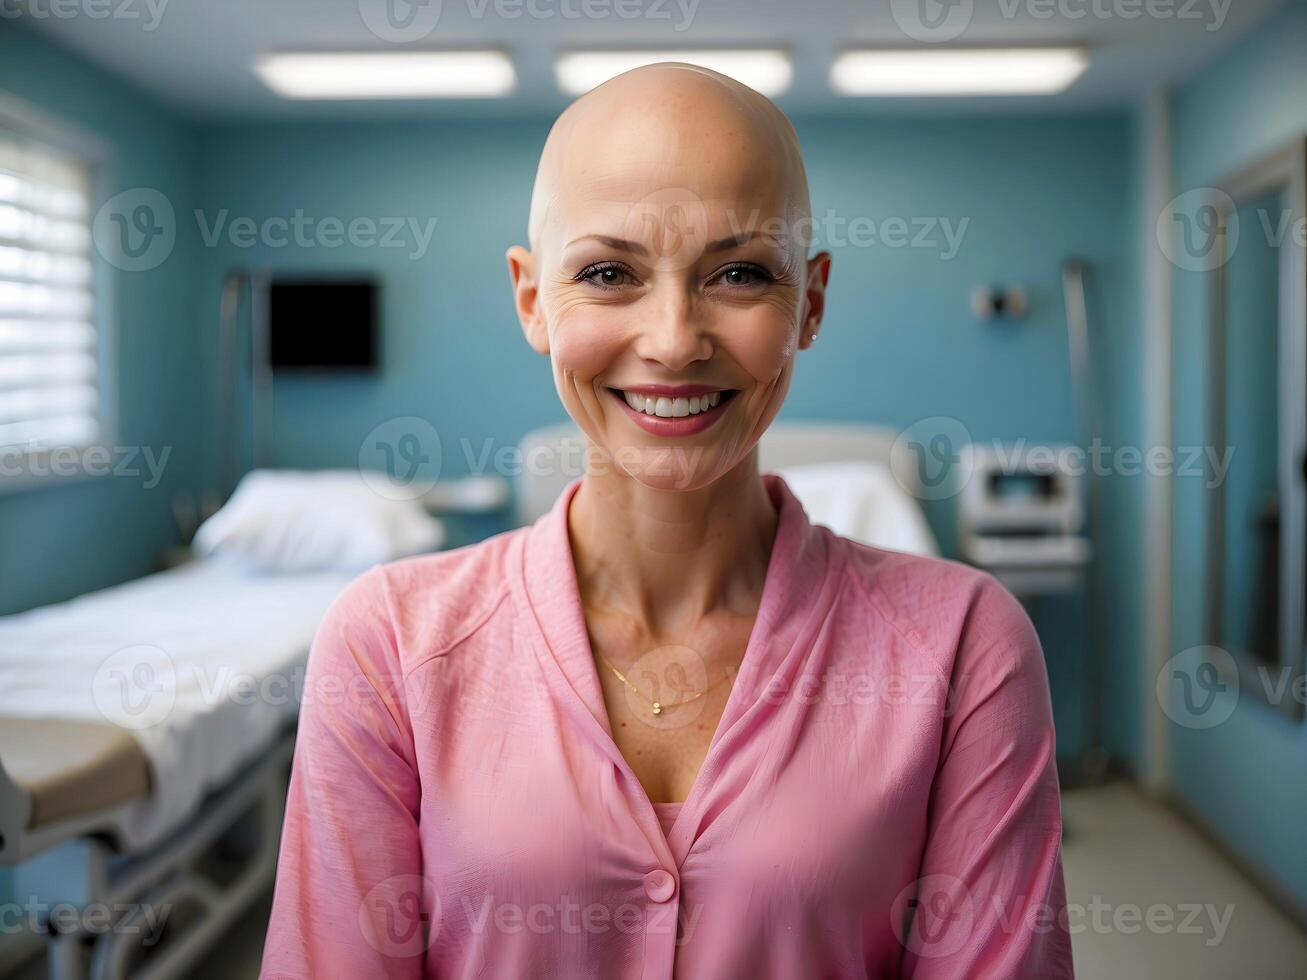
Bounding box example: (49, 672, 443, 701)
(193, 469, 445, 573)
(776, 461, 939, 557)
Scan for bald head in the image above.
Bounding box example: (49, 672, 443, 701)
(526, 63, 811, 258)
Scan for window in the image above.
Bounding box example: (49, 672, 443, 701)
(0, 116, 100, 468)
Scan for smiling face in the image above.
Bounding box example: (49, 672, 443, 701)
(507, 64, 831, 492)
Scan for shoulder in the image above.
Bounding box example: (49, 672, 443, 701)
(835, 538, 1052, 749)
(834, 537, 1037, 678)
(312, 525, 528, 674)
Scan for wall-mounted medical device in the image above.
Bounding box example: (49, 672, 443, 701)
(970, 284, 1028, 321)
(958, 443, 1091, 596)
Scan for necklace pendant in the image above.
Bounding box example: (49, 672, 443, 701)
(651, 701, 662, 716)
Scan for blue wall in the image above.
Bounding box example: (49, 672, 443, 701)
(194, 115, 1133, 483)
(0, 20, 203, 616)
(193, 112, 1137, 763)
(1170, 0, 1307, 913)
(2, 19, 1143, 774)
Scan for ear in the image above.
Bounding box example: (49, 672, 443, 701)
(798, 250, 832, 350)
(506, 244, 549, 355)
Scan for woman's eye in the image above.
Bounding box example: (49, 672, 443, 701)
(577, 263, 635, 289)
(715, 264, 772, 288)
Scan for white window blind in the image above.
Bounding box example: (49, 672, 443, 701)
(0, 131, 98, 455)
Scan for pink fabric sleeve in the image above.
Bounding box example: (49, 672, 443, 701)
(901, 578, 1075, 979)
(260, 571, 426, 980)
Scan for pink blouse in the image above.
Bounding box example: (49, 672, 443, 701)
(261, 475, 1073, 979)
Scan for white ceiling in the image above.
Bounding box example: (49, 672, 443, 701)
(13, 0, 1286, 119)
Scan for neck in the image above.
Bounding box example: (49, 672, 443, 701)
(567, 449, 779, 634)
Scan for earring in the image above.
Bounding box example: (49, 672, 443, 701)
(809, 333, 817, 341)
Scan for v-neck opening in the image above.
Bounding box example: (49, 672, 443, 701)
(652, 801, 683, 841)
(517, 473, 838, 853)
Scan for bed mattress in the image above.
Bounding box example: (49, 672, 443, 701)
(0, 560, 353, 850)
(0, 716, 152, 829)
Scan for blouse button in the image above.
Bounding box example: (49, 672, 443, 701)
(643, 869, 676, 903)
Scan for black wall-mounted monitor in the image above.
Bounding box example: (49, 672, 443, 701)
(267, 277, 379, 372)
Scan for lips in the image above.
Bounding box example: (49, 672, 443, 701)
(607, 386, 738, 437)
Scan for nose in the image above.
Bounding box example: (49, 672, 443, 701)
(633, 285, 711, 373)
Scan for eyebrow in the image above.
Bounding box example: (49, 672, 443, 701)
(564, 230, 771, 255)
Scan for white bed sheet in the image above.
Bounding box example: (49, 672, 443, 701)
(0, 560, 353, 850)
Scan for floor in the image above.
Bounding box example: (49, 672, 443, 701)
(10, 782, 1307, 978)
(1059, 782, 1307, 979)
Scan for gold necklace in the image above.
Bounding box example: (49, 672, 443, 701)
(594, 651, 731, 716)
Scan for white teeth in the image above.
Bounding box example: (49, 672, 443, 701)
(619, 390, 727, 418)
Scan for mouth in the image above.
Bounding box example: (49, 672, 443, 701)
(606, 385, 739, 437)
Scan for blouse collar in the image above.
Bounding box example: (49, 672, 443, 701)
(516, 473, 837, 742)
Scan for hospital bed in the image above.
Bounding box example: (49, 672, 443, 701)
(0, 559, 355, 979)
(515, 420, 939, 556)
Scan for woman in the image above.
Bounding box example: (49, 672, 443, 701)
(261, 64, 1073, 979)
